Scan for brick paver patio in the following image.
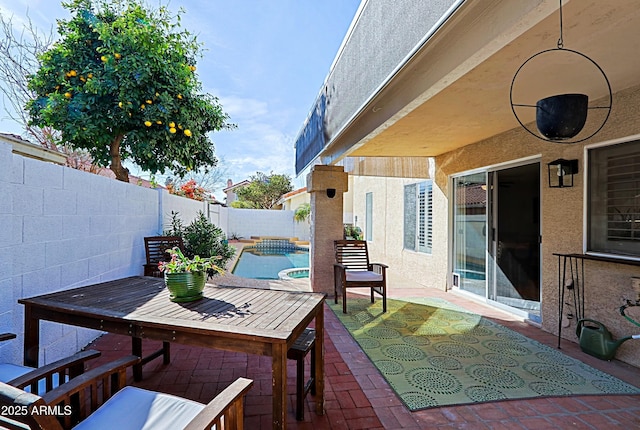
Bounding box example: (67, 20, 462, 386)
(86, 285, 640, 429)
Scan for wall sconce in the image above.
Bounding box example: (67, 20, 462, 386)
(548, 159, 578, 188)
(326, 188, 336, 198)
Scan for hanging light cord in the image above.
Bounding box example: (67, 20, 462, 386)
(557, 0, 564, 49)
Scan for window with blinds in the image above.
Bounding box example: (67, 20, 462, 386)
(404, 181, 433, 254)
(588, 140, 640, 256)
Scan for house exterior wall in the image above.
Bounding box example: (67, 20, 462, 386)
(350, 176, 449, 291)
(351, 84, 640, 368)
(282, 190, 309, 212)
(438, 84, 640, 367)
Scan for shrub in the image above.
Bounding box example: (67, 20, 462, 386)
(164, 211, 235, 272)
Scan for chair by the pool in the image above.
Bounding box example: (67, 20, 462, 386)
(0, 355, 253, 430)
(334, 240, 388, 313)
(0, 333, 101, 395)
(143, 235, 185, 277)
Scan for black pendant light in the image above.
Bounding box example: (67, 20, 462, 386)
(510, 0, 612, 143)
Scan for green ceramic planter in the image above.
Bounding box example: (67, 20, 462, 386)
(164, 272, 206, 302)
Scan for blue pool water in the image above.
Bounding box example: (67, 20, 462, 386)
(232, 247, 309, 280)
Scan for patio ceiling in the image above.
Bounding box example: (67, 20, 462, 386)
(320, 0, 640, 164)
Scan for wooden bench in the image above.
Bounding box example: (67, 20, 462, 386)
(287, 328, 316, 421)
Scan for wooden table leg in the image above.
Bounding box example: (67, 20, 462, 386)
(314, 304, 325, 415)
(272, 342, 287, 430)
(132, 337, 143, 381)
(23, 305, 39, 368)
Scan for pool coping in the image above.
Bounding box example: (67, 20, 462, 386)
(209, 240, 311, 292)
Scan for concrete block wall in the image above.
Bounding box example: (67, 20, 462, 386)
(0, 140, 308, 366)
(159, 190, 208, 233)
(0, 141, 162, 365)
(225, 207, 304, 240)
(0, 141, 209, 366)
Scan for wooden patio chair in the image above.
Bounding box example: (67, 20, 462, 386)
(334, 240, 388, 313)
(0, 333, 101, 395)
(143, 235, 185, 277)
(0, 354, 253, 430)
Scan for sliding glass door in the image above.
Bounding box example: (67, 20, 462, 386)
(453, 163, 541, 321)
(453, 173, 487, 296)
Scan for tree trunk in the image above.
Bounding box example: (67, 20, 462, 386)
(109, 133, 129, 182)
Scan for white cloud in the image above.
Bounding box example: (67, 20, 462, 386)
(209, 92, 298, 183)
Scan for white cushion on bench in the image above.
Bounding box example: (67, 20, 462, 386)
(73, 386, 205, 430)
(345, 270, 383, 282)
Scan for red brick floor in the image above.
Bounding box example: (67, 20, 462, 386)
(86, 287, 640, 429)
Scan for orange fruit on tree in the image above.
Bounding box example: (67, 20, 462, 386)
(169, 122, 175, 128)
(169, 127, 177, 134)
(101, 55, 108, 62)
(69, 70, 77, 77)
(64, 92, 72, 98)
(184, 129, 192, 137)
(144, 121, 152, 127)
(114, 53, 121, 59)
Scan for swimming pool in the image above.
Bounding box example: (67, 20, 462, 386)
(232, 242, 309, 280)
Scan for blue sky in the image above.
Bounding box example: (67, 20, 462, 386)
(0, 0, 361, 196)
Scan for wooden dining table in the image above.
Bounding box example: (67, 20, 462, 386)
(19, 276, 325, 429)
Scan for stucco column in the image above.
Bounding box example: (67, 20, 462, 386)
(307, 165, 348, 297)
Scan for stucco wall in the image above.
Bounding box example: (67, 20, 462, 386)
(351, 176, 449, 292)
(434, 84, 640, 367)
(349, 84, 640, 368)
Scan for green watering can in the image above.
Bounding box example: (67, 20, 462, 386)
(576, 319, 640, 361)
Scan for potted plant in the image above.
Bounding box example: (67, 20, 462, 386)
(159, 247, 224, 302)
(165, 211, 235, 274)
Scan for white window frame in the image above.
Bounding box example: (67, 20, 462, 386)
(365, 192, 373, 241)
(404, 180, 433, 254)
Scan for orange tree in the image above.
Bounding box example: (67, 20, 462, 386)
(26, 0, 231, 182)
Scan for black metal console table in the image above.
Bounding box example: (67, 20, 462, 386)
(554, 253, 640, 348)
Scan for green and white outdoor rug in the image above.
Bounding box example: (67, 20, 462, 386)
(329, 297, 640, 411)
